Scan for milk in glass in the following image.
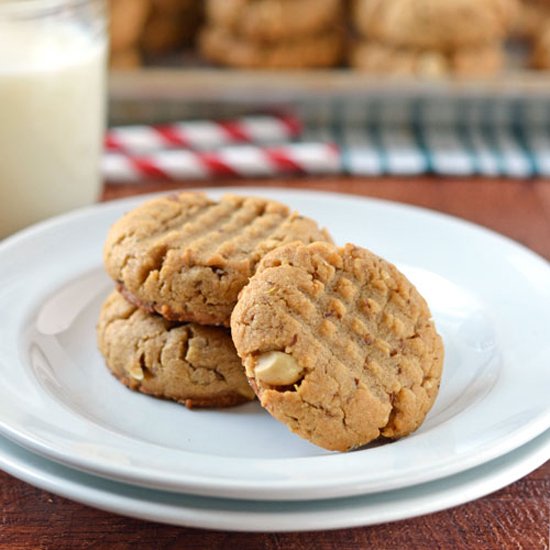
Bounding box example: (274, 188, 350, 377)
(0, 2, 107, 238)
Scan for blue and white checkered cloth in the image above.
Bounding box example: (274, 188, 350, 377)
(301, 97, 550, 177)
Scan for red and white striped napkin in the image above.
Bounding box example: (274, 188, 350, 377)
(103, 114, 341, 182)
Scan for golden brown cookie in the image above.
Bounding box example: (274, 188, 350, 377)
(352, 0, 518, 50)
(231, 242, 444, 452)
(205, 0, 343, 42)
(97, 290, 255, 408)
(199, 26, 344, 68)
(104, 193, 332, 326)
(350, 41, 504, 77)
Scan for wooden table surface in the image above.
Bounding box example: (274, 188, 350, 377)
(1, 176, 549, 550)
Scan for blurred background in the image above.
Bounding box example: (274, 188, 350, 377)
(106, 0, 550, 181)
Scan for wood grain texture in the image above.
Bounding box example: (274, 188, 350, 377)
(0, 464, 548, 549)
(1, 177, 549, 549)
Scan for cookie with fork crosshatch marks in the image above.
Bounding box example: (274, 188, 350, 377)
(103, 192, 332, 327)
(231, 241, 444, 452)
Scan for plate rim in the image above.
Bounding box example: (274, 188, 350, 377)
(0, 430, 548, 532)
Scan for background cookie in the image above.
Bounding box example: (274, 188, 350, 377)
(231, 242, 444, 452)
(199, 26, 344, 69)
(104, 193, 332, 326)
(205, 0, 342, 42)
(352, 0, 518, 50)
(97, 290, 255, 408)
(350, 42, 504, 76)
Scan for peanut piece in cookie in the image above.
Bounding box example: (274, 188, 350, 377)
(128, 362, 144, 381)
(254, 352, 303, 386)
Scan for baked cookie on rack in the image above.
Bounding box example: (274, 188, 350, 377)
(97, 290, 255, 408)
(352, 0, 518, 50)
(231, 241, 444, 452)
(200, 0, 345, 68)
(350, 42, 504, 77)
(199, 26, 344, 69)
(103, 192, 332, 327)
(205, 0, 342, 42)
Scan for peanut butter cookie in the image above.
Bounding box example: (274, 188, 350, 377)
(231, 242, 444, 451)
(104, 193, 332, 326)
(199, 26, 344, 69)
(205, 0, 342, 42)
(97, 290, 255, 408)
(352, 0, 518, 50)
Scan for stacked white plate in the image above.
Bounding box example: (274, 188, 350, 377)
(0, 188, 548, 532)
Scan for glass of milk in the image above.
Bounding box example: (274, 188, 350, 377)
(0, 0, 107, 238)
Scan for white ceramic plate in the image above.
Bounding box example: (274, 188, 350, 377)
(0, 431, 548, 532)
(0, 188, 549, 501)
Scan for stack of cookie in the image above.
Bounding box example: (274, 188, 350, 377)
(98, 192, 444, 452)
(349, 0, 518, 77)
(98, 193, 331, 409)
(198, 0, 345, 69)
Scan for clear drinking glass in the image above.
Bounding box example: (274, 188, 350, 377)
(0, 0, 107, 238)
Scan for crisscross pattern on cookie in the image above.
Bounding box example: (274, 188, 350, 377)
(104, 193, 331, 326)
(231, 241, 444, 451)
